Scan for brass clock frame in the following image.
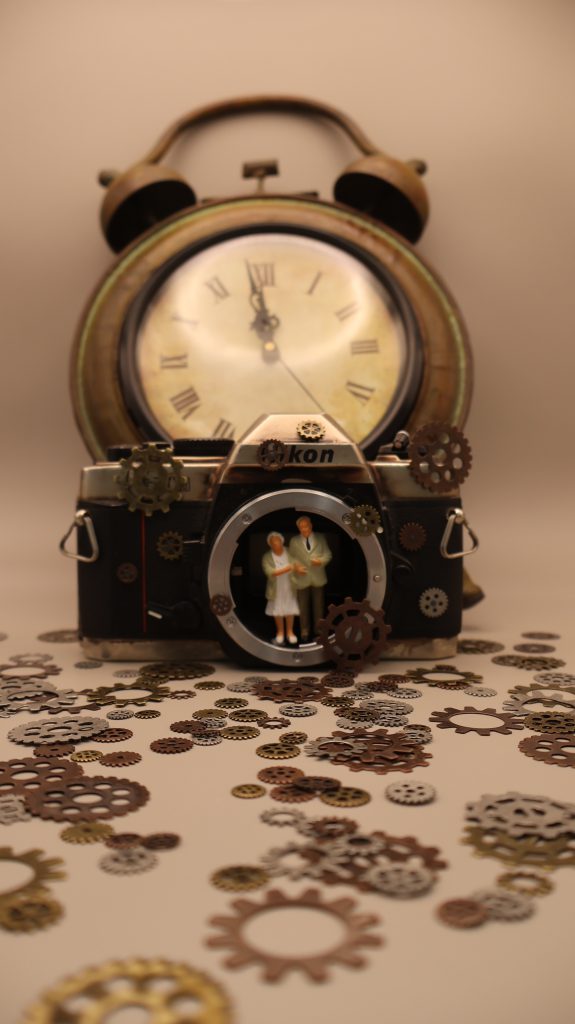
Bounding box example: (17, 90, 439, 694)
(72, 194, 471, 459)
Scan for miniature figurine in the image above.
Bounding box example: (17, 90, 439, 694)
(288, 515, 332, 641)
(261, 531, 300, 644)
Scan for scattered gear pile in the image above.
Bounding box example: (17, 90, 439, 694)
(304, 727, 431, 774)
(462, 791, 575, 870)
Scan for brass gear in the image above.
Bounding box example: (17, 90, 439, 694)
(60, 822, 114, 844)
(461, 826, 575, 869)
(296, 419, 326, 441)
(115, 444, 188, 516)
(21, 958, 232, 1023)
(317, 597, 391, 670)
(408, 422, 472, 493)
(156, 530, 185, 560)
(0, 892, 64, 933)
(256, 438, 287, 471)
(0, 847, 66, 901)
(211, 865, 270, 891)
(344, 505, 382, 537)
(206, 886, 382, 982)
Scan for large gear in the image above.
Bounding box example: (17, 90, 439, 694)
(25, 775, 150, 822)
(0, 755, 83, 798)
(0, 846, 66, 900)
(317, 597, 391, 669)
(206, 886, 383, 982)
(429, 707, 524, 737)
(406, 664, 482, 688)
(115, 444, 188, 515)
(503, 689, 575, 716)
(407, 422, 472, 493)
(80, 679, 172, 708)
(464, 792, 575, 840)
(523, 711, 575, 734)
(21, 958, 232, 1023)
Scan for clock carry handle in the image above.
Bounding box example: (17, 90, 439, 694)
(99, 94, 430, 252)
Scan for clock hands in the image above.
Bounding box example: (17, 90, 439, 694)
(245, 260, 280, 359)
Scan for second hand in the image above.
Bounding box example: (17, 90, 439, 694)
(276, 353, 324, 412)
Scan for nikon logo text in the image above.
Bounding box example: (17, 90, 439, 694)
(288, 445, 334, 464)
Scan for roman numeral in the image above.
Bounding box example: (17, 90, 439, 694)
(306, 271, 322, 295)
(170, 387, 201, 419)
(205, 277, 230, 302)
(160, 354, 189, 369)
(346, 381, 375, 403)
(350, 339, 379, 355)
(335, 301, 359, 322)
(212, 418, 235, 439)
(248, 262, 275, 288)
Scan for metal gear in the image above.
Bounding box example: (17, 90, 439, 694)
(436, 898, 489, 928)
(457, 638, 505, 655)
(257, 766, 304, 785)
(231, 784, 266, 799)
(385, 780, 436, 805)
(0, 755, 83, 798)
(0, 846, 66, 900)
(256, 438, 287, 471)
(280, 731, 308, 745)
(296, 816, 358, 841)
(496, 870, 554, 897)
(279, 703, 317, 717)
(407, 422, 472, 493)
(462, 826, 575, 869)
(0, 794, 31, 824)
(115, 444, 188, 515)
(106, 709, 134, 720)
(518, 733, 575, 768)
(534, 672, 575, 687)
(321, 670, 357, 689)
(463, 686, 498, 698)
(398, 521, 427, 551)
(260, 808, 307, 829)
(523, 711, 575, 734)
(514, 642, 556, 654)
(220, 726, 260, 741)
(21, 958, 232, 1023)
(260, 717, 291, 730)
(0, 892, 64, 932)
(429, 707, 524, 737)
(82, 679, 172, 708)
(256, 743, 300, 759)
(156, 530, 185, 560)
(296, 419, 326, 441)
(363, 864, 436, 897)
(344, 504, 382, 537)
(150, 737, 194, 754)
(7, 716, 110, 746)
(464, 792, 575, 840)
(141, 833, 181, 851)
(25, 775, 150, 822)
(99, 751, 142, 767)
(418, 588, 448, 619)
(206, 887, 383, 982)
(96, 728, 134, 743)
(139, 660, 215, 682)
(472, 887, 534, 921)
(36, 629, 79, 643)
(99, 847, 158, 874)
(523, 631, 561, 640)
(211, 866, 270, 891)
(317, 597, 391, 669)
(492, 654, 565, 671)
(503, 689, 575, 716)
(320, 787, 371, 807)
(59, 822, 114, 844)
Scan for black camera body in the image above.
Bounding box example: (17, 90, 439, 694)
(65, 414, 474, 668)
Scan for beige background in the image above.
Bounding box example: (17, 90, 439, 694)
(1, 1, 575, 1022)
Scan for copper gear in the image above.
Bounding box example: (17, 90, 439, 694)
(518, 733, 575, 768)
(0, 756, 83, 798)
(21, 958, 232, 1023)
(436, 898, 489, 928)
(408, 422, 472, 493)
(256, 438, 287, 471)
(317, 597, 391, 669)
(398, 521, 427, 551)
(115, 444, 188, 515)
(429, 706, 525, 737)
(156, 530, 185, 560)
(211, 866, 270, 891)
(25, 775, 150, 822)
(206, 886, 382, 982)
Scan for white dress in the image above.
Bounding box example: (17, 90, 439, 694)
(265, 552, 300, 617)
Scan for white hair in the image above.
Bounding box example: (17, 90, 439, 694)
(267, 531, 284, 545)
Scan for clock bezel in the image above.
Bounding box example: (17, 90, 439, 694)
(118, 222, 424, 457)
(71, 195, 472, 459)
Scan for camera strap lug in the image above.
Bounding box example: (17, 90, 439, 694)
(440, 507, 479, 560)
(59, 510, 99, 563)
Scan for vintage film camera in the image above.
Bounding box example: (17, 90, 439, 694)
(61, 414, 477, 668)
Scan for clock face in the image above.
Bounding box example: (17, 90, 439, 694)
(121, 228, 422, 451)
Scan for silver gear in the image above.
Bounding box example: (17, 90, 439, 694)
(9, 654, 53, 666)
(534, 672, 575, 688)
(190, 733, 223, 745)
(364, 863, 436, 897)
(7, 715, 110, 745)
(260, 843, 320, 880)
(402, 726, 433, 744)
(385, 780, 437, 805)
(503, 690, 575, 716)
(370, 713, 409, 728)
(463, 687, 498, 698)
(279, 704, 317, 717)
(329, 834, 388, 861)
(358, 698, 414, 714)
(226, 681, 256, 693)
(99, 846, 158, 875)
(0, 794, 31, 824)
(472, 888, 535, 921)
(260, 808, 306, 829)
(303, 739, 337, 760)
(106, 709, 134, 720)
(418, 588, 449, 618)
(465, 792, 575, 840)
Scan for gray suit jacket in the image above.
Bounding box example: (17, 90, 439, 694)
(288, 533, 332, 590)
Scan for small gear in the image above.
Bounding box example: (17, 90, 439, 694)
(401, 726, 433, 745)
(260, 842, 319, 879)
(60, 822, 114, 844)
(99, 751, 142, 767)
(191, 733, 223, 746)
(115, 444, 187, 515)
(345, 504, 382, 537)
(279, 703, 317, 718)
(133, 709, 162, 719)
(99, 847, 158, 874)
(0, 794, 31, 824)
(317, 597, 391, 669)
(215, 698, 248, 709)
(321, 695, 355, 707)
(73, 660, 102, 669)
(297, 816, 358, 841)
(457, 638, 505, 655)
(256, 438, 287, 471)
(257, 766, 304, 785)
(320, 787, 371, 807)
(436, 898, 489, 928)
(36, 629, 79, 643)
(256, 743, 300, 759)
(523, 631, 561, 640)
(116, 562, 138, 583)
(408, 422, 472, 493)
(496, 870, 554, 897)
(229, 709, 269, 722)
(418, 588, 448, 619)
(280, 731, 308, 745)
(107, 709, 134, 720)
(104, 833, 143, 849)
(156, 530, 185, 560)
(220, 726, 260, 741)
(398, 521, 427, 551)
(385, 780, 436, 805)
(514, 642, 556, 654)
(0, 892, 64, 932)
(259, 717, 291, 730)
(211, 865, 270, 891)
(364, 864, 435, 897)
(472, 887, 535, 921)
(429, 707, 524, 737)
(462, 826, 575, 869)
(534, 672, 575, 688)
(96, 728, 134, 743)
(21, 959, 232, 1023)
(231, 784, 266, 799)
(139, 660, 215, 682)
(195, 681, 226, 691)
(150, 737, 194, 754)
(523, 711, 575, 734)
(141, 833, 181, 850)
(226, 681, 257, 692)
(292, 775, 341, 795)
(321, 670, 357, 689)
(260, 808, 307, 829)
(463, 686, 498, 698)
(296, 419, 326, 441)
(492, 654, 565, 671)
(69, 749, 103, 762)
(518, 733, 575, 768)
(113, 669, 141, 678)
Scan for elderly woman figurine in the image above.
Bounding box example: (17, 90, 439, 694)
(261, 531, 299, 645)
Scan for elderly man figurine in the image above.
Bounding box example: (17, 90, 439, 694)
(288, 515, 332, 642)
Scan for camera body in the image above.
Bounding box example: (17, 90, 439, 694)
(68, 414, 471, 668)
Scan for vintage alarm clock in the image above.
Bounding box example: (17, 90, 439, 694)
(70, 95, 472, 461)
